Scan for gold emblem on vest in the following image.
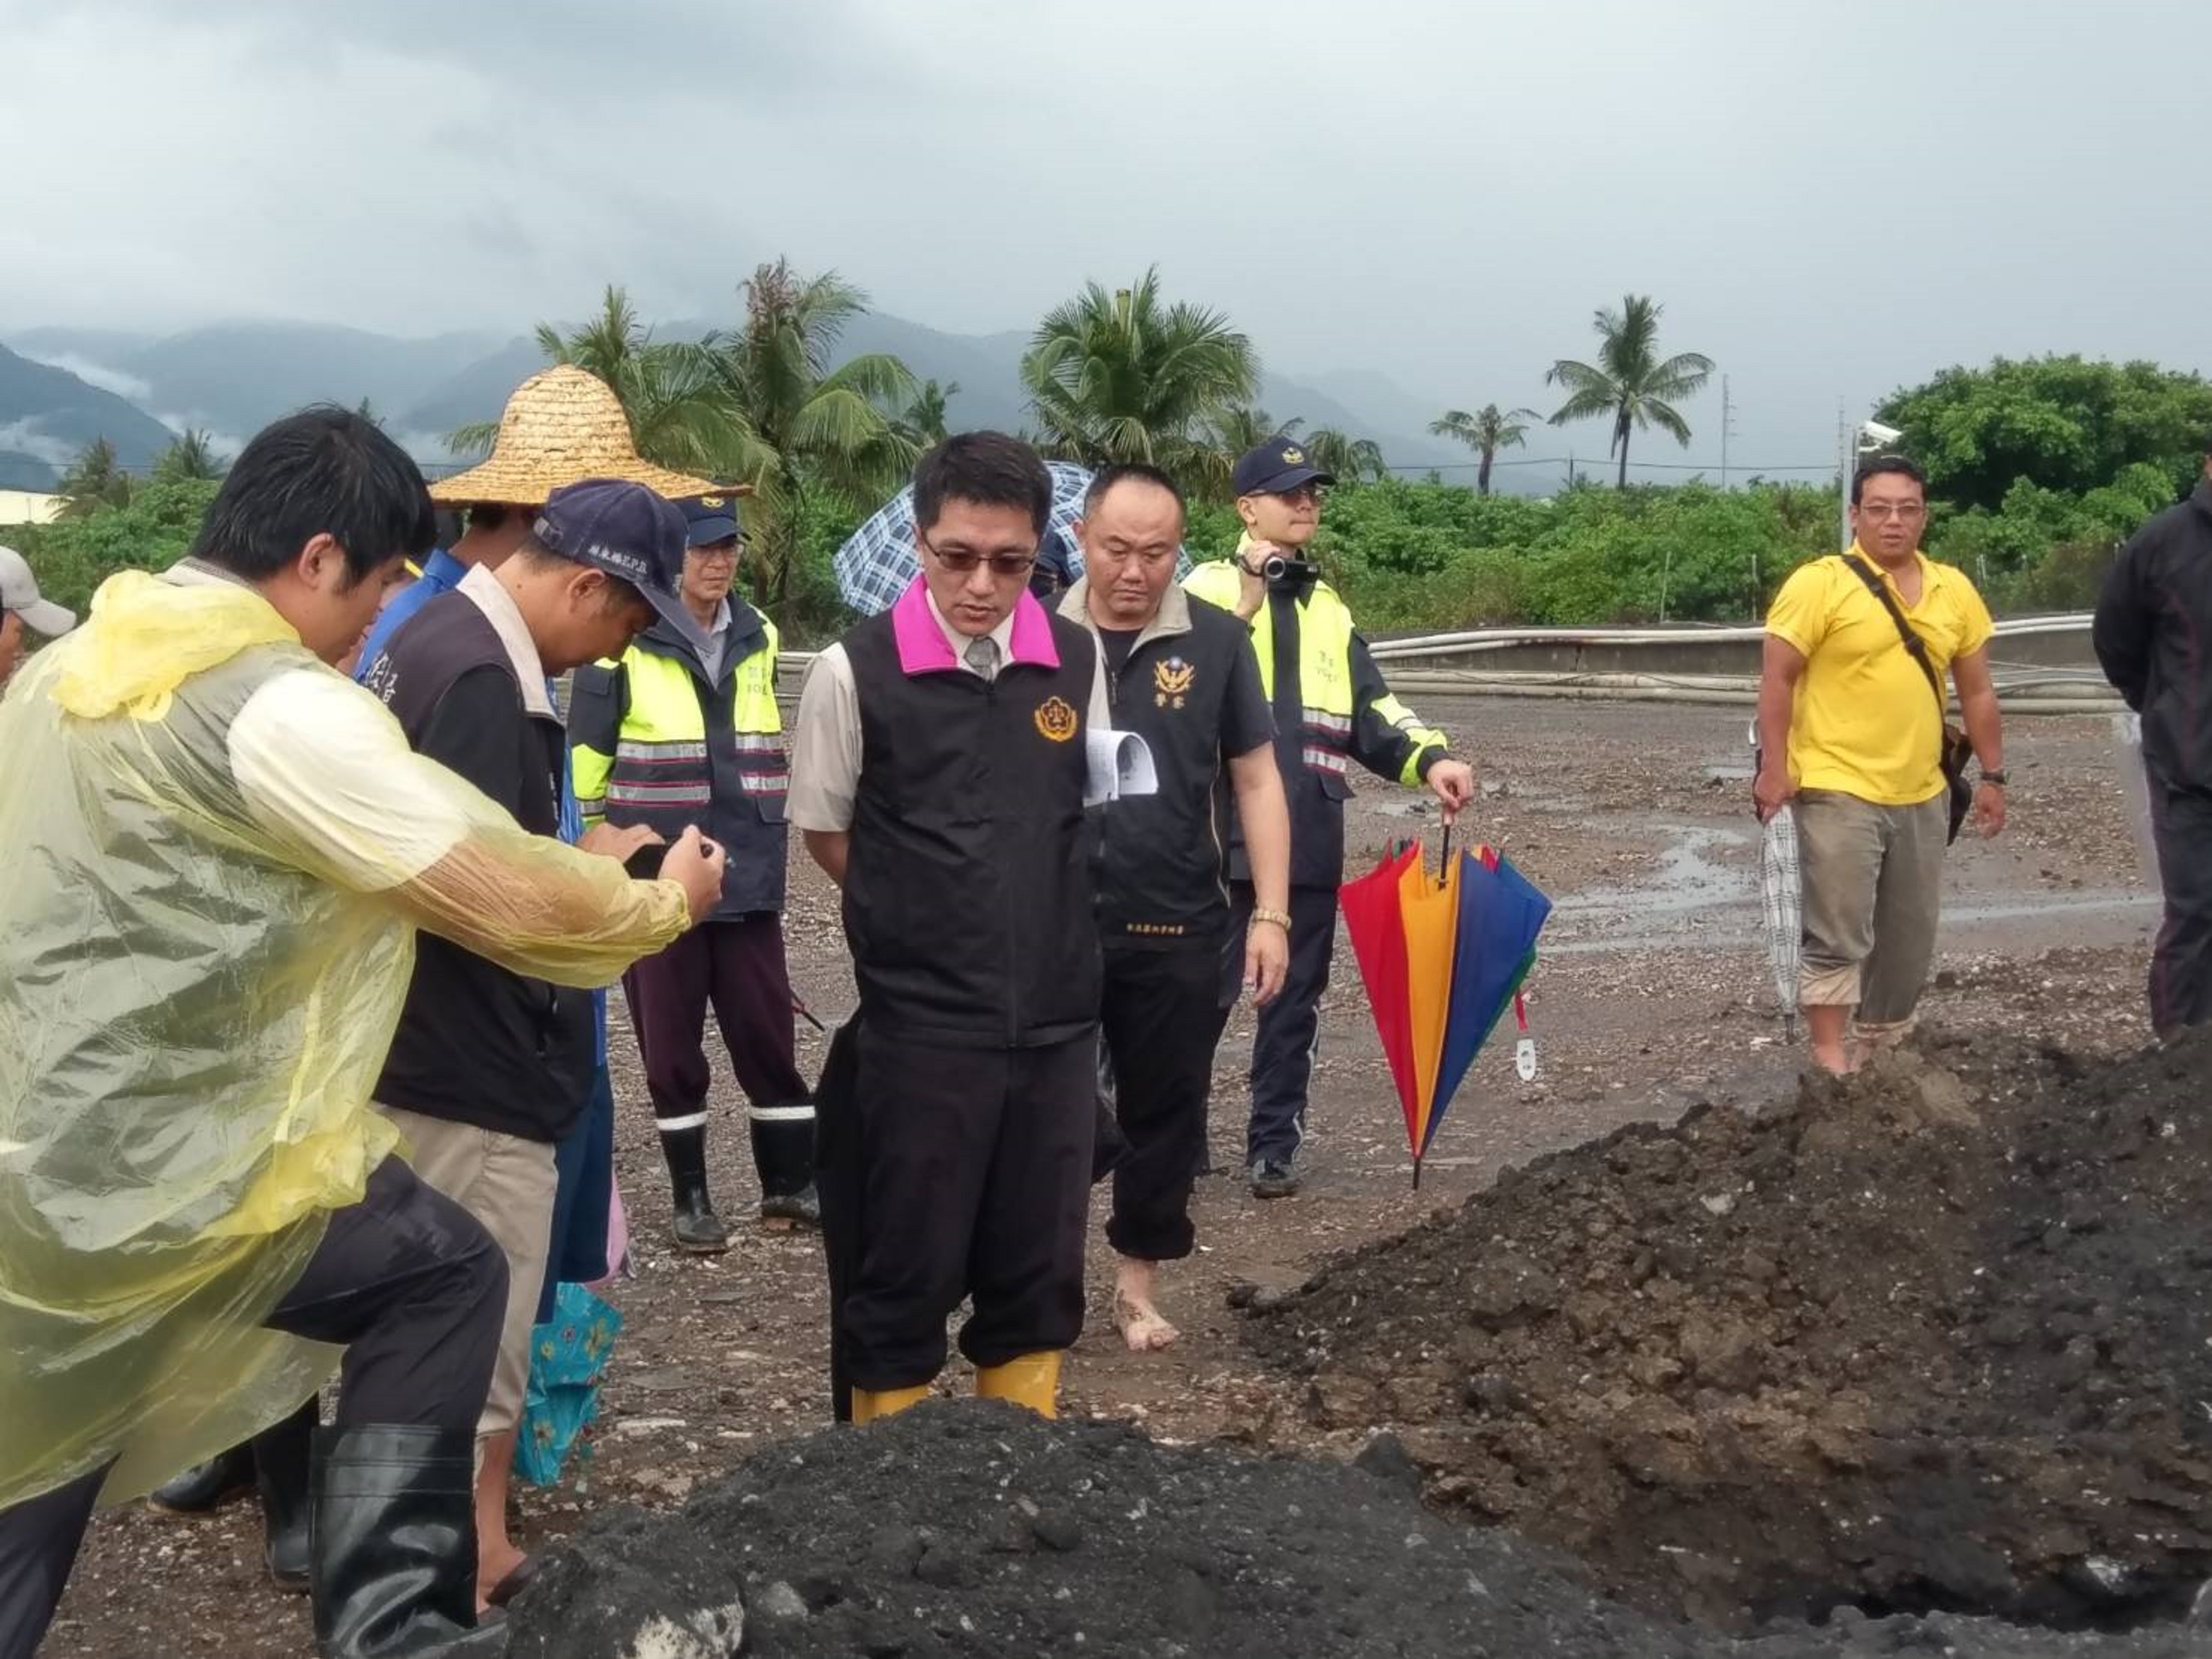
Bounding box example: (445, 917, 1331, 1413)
(1153, 657, 1194, 709)
(1033, 695, 1078, 743)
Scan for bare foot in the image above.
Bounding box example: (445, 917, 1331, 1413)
(1113, 1290, 1179, 1352)
(1810, 1044, 1853, 1076)
(1111, 1255, 1179, 1351)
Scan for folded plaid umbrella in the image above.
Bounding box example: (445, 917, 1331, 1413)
(1760, 806, 1802, 1036)
(833, 460, 1190, 615)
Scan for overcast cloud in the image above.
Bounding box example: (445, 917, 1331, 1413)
(0, 0, 2199, 475)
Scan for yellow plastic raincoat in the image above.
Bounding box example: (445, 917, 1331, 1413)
(0, 569, 690, 1508)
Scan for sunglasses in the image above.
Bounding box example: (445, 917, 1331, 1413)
(920, 530, 1037, 579)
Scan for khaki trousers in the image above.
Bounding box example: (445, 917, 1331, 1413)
(1796, 788, 1949, 1038)
(379, 1106, 558, 1440)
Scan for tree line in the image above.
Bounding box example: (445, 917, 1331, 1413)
(19, 261, 2210, 637)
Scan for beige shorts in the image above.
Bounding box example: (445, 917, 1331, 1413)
(1796, 788, 1949, 1028)
(377, 1105, 558, 1440)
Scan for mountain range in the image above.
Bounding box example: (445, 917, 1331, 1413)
(0, 311, 1481, 489)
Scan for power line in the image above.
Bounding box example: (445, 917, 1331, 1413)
(1384, 456, 1835, 475)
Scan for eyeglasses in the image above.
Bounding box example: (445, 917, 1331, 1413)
(920, 530, 1037, 579)
(1270, 484, 1326, 507)
(1856, 502, 1926, 522)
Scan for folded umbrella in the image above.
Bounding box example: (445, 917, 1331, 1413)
(1760, 806, 1802, 1038)
(1340, 835, 1552, 1187)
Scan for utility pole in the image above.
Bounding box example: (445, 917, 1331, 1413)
(1719, 375, 1734, 490)
(1836, 398, 1851, 553)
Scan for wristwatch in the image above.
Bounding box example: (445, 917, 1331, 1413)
(1250, 907, 1292, 932)
(1978, 770, 2008, 788)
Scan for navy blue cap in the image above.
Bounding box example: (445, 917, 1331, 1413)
(679, 492, 746, 548)
(1232, 435, 1335, 498)
(533, 478, 699, 642)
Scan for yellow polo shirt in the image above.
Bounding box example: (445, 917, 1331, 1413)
(1765, 547, 1993, 806)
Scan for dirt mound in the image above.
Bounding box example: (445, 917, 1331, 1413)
(1244, 1026, 2212, 1637)
(500, 1400, 2202, 1659)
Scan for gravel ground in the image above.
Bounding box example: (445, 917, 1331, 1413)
(40, 697, 2175, 1658)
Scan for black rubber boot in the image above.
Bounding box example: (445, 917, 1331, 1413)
(309, 1424, 506, 1657)
(254, 1396, 318, 1594)
(147, 1442, 254, 1516)
(750, 1104, 819, 1230)
(659, 1122, 729, 1255)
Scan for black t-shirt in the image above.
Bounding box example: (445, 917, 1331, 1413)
(1097, 597, 1277, 948)
(1098, 627, 1142, 680)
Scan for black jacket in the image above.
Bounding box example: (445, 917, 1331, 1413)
(1060, 581, 1275, 949)
(362, 586, 593, 1142)
(840, 606, 1101, 1048)
(2094, 479, 2212, 795)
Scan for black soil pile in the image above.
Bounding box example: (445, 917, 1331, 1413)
(502, 1399, 2205, 1659)
(1245, 1027, 2212, 1637)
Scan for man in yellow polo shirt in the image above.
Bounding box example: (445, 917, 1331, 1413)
(1754, 455, 2008, 1074)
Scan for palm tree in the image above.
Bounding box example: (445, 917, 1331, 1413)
(1430, 404, 1542, 496)
(153, 428, 226, 484)
(898, 379, 958, 447)
(1545, 295, 1714, 487)
(451, 285, 740, 476)
(57, 437, 133, 517)
(702, 259, 920, 610)
(1301, 427, 1388, 484)
(1206, 407, 1299, 459)
(1022, 267, 1258, 496)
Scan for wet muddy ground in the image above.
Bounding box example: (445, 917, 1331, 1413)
(43, 697, 2169, 1657)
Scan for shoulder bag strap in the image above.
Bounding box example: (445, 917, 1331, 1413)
(1841, 553, 1947, 725)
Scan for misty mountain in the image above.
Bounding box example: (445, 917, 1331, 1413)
(10, 311, 1469, 481)
(16, 322, 501, 447)
(1, 451, 61, 491)
(0, 342, 177, 473)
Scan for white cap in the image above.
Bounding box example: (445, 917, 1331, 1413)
(0, 547, 76, 637)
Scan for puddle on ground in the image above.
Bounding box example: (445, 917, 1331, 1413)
(1552, 824, 1754, 922)
(1545, 821, 2157, 958)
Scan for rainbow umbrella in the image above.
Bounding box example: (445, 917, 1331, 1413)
(1340, 835, 1552, 1187)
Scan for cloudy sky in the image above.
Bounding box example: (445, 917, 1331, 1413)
(1, 0, 2199, 475)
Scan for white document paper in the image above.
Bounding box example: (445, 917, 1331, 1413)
(1084, 728, 1158, 804)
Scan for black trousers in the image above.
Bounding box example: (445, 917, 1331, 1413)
(1102, 945, 1231, 1262)
(836, 1026, 1093, 1390)
(1227, 883, 1340, 1167)
(2149, 783, 2212, 1037)
(0, 1157, 504, 1659)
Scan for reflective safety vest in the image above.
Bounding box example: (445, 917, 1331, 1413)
(1184, 555, 1449, 890)
(569, 609, 789, 918)
(1182, 561, 1441, 789)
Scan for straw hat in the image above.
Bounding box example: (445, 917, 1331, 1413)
(428, 365, 744, 505)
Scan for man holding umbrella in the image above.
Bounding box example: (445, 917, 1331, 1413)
(1061, 462, 1291, 1349)
(1185, 437, 1477, 1199)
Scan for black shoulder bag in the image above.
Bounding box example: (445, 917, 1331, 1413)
(1842, 554, 1973, 844)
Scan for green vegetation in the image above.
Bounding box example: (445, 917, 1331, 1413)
(1021, 267, 1258, 494)
(10, 476, 221, 617)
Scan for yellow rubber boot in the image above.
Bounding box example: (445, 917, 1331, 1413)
(973, 1351, 1062, 1419)
(850, 1382, 932, 1425)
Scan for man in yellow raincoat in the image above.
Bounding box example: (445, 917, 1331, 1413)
(0, 408, 725, 1658)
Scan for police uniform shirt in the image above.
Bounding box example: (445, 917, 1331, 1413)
(789, 588, 1113, 833)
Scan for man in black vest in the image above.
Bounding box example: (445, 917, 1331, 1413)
(1061, 463, 1291, 1352)
(360, 476, 720, 1607)
(791, 432, 1106, 1422)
